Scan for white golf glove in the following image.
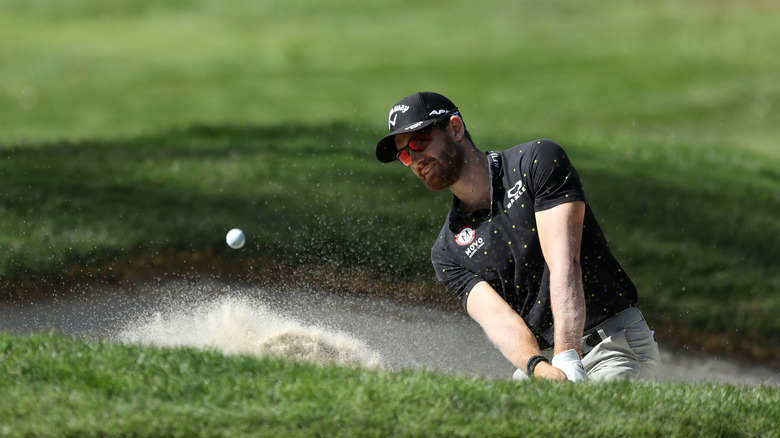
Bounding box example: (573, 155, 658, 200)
(551, 349, 589, 383)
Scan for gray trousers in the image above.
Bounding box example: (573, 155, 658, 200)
(513, 307, 662, 382)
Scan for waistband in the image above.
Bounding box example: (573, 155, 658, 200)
(581, 307, 645, 353)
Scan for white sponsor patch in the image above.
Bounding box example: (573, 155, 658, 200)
(455, 226, 475, 246)
(465, 238, 484, 259)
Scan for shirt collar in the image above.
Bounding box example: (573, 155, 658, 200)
(449, 150, 504, 225)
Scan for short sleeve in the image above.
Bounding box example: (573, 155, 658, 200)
(525, 140, 586, 212)
(431, 239, 483, 309)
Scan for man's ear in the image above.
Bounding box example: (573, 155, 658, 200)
(449, 115, 466, 141)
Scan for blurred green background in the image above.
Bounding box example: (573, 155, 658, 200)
(1, 0, 778, 365)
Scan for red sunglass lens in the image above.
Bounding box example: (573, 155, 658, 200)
(398, 150, 411, 166)
(409, 132, 432, 151)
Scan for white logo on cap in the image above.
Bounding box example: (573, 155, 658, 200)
(388, 104, 410, 129)
(429, 109, 449, 116)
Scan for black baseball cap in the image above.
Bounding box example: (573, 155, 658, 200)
(375, 92, 459, 163)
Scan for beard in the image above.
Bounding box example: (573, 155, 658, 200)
(417, 132, 464, 191)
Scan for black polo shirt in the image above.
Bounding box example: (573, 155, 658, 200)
(431, 139, 637, 350)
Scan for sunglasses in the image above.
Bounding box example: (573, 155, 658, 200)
(394, 110, 458, 166)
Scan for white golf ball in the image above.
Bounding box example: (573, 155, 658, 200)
(226, 228, 246, 249)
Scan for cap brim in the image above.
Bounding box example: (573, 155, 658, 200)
(375, 119, 438, 163)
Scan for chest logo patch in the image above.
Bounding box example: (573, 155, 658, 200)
(506, 180, 527, 210)
(455, 226, 475, 246)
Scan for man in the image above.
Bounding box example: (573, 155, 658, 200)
(375, 92, 661, 382)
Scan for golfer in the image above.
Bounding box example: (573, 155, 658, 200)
(375, 92, 661, 382)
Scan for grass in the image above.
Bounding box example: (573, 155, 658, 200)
(1, 331, 778, 437)
(1, 1, 777, 149)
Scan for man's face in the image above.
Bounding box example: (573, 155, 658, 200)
(394, 125, 464, 191)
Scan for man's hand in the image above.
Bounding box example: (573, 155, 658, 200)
(532, 362, 568, 381)
(551, 349, 589, 383)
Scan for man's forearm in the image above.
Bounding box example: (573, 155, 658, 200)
(467, 282, 541, 367)
(550, 266, 586, 356)
(535, 201, 588, 357)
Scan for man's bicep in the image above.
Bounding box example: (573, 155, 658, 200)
(535, 201, 586, 270)
(466, 281, 521, 326)
(465, 281, 496, 319)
